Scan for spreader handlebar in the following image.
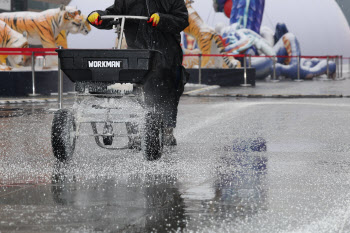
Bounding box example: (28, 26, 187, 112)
(100, 16, 149, 49)
(101, 15, 149, 21)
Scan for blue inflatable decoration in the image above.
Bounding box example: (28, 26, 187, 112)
(213, 0, 265, 34)
(213, 0, 337, 80)
(230, 0, 265, 34)
(274, 23, 289, 44)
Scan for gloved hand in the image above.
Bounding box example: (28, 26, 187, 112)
(147, 13, 160, 27)
(88, 12, 102, 26)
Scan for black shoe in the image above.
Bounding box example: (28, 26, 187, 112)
(163, 128, 177, 146)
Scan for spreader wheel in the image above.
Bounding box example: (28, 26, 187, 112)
(51, 109, 76, 162)
(143, 112, 163, 161)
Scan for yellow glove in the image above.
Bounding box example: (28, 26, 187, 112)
(88, 12, 102, 26)
(147, 13, 160, 27)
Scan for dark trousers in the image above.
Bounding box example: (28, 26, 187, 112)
(143, 66, 185, 128)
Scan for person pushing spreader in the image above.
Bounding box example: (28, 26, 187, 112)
(51, 0, 189, 162)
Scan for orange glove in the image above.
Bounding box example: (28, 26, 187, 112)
(88, 12, 102, 26)
(147, 13, 160, 27)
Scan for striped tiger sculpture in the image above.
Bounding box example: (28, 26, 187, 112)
(182, 48, 202, 68)
(55, 14, 91, 48)
(0, 20, 28, 70)
(0, 6, 84, 49)
(183, 0, 240, 69)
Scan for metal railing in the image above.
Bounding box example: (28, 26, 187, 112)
(183, 53, 345, 84)
(0, 47, 349, 109)
(0, 47, 60, 106)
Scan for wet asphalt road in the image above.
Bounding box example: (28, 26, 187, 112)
(1, 97, 350, 232)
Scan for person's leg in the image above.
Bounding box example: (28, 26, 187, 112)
(160, 82, 178, 146)
(161, 67, 185, 146)
(142, 68, 185, 146)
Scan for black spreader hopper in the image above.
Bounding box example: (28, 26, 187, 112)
(52, 16, 166, 163)
(56, 49, 162, 83)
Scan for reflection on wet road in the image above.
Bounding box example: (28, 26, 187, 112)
(1, 98, 350, 232)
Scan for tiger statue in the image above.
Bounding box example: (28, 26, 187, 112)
(0, 20, 28, 70)
(0, 5, 84, 48)
(182, 48, 201, 68)
(183, 0, 240, 68)
(55, 14, 91, 48)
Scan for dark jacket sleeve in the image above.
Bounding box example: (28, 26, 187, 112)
(93, 1, 124, 30)
(104, 2, 122, 15)
(156, 0, 189, 33)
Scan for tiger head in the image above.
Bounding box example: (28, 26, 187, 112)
(58, 5, 83, 34)
(78, 15, 91, 35)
